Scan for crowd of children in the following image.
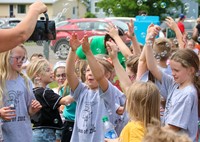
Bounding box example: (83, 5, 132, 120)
(1, 9, 200, 142)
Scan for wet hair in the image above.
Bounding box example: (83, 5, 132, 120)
(126, 81, 160, 127)
(95, 54, 114, 78)
(126, 55, 139, 75)
(153, 38, 172, 61)
(143, 119, 192, 142)
(170, 49, 200, 92)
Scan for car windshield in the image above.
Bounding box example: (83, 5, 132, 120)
(110, 20, 128, 31)
(56, 21, 70, 28)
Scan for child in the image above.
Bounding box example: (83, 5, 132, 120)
(105, 81, 161, 142)
(0, 44, 41, 142)
(66, 33, 124, 142)
(143, 24, 199, 142)
(26, 58, 74, 142)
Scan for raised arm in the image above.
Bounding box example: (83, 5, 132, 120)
(106, 40, 132, 92)
(66, 33, 81, 91)
(126, 19, 141, 55)
(0, 1, 47, 52)
(106, 24, 132, 59)
(82, 35, 108, 92)
(144, 24, 162, 81)
(165, 17, 185, 49)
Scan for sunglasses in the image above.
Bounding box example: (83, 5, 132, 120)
(56, 73, 66, 78)
(10, 56, 27, 63)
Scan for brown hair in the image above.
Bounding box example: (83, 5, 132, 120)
(126, 81, 160, 128)
(170, 49, 200, 117)
(126, 55, 139, 75)
(153, 38, 172, 61)
(143, 119, 192, 142)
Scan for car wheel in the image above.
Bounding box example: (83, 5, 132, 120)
(55, 39, 70, 59)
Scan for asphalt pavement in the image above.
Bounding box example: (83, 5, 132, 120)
(25, 43, 63, 65)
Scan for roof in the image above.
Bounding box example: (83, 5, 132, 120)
(0, 0, 56, 4)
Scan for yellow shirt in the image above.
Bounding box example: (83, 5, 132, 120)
(119, 121, 145, 142)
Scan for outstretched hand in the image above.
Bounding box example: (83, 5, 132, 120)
(146, 24, 161, 42)
(165, 17, 177, 31)
(82, 35, 91, 54)
(106, 40, 118, 60)
(70, 32, 81, 51)
(29, 1, 47, 14)
(106, 24, 119, 39)
(125, 19, 134, 39)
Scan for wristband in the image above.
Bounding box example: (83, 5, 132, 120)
(132, 33, 135, 37)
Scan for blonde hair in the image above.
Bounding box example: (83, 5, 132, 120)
(143, 119, 192, 142)
(75, 59, 88, 82)
(153, 37, 172, 61)
(26, 58, 50, 83)
(126, 55, 139, 75)
(126, 81, 160, 127)
(0, 44, 29, 107)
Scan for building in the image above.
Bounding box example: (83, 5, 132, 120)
(0, 0, 87, 20)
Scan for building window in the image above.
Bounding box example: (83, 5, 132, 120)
(73, 7, 76, 14)
(18, 5, 26, 14)
(95, 2, 99, 13)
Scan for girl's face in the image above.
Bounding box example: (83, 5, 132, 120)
(85, 65, 98, 90)
(126, 67, 136, 83)
(54, 67, 66, 86)
(39, 65, 54, 86)
(170, 60, 192, 85)
(10, 46, 27, 72)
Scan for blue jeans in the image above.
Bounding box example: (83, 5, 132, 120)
(32, 128, 56, 142)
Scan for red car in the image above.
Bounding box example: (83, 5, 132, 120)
(50, 18, 130, 59)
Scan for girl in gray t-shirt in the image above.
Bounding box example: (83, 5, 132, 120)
(0, 44, 42, 142)
(142, 25, 199, 142)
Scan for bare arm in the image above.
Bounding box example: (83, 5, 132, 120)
(0, 1, 47, 52)
(106, 40, 131, 92)
(164, 124, 181, 132)
(126, 19, 141, 55)
(66, 33, 81, 91)
(107, 24, 132, 59)
(144, 24, 162, 81)
(165, 17, 185, 49)
(59, 95, 75, 106)
(82, 35, 108, 92)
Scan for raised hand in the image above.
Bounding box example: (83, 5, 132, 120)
(69, 32, 81, 51)
(0, 107, 16, 120)
(106, 40, 118, 60)
(106, 24, 119, 38)
(29, 1, 47, 14)
(82, 35, 91, 54)
(146, 24, 161, 42)
(165, 17, 177, 31)
(125, 19, 134, 39)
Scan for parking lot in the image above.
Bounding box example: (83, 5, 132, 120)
(24, 42, 61, 65)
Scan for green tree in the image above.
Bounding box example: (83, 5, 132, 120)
(97, 0, 183, 19)
(84, 12, 97, 18)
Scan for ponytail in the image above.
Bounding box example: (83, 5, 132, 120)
(194, 75, 200, 118)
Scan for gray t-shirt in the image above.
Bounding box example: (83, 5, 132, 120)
(1, 75, 35, 142)
(156, 72, 198, 142)
(70, 81, 121, 142)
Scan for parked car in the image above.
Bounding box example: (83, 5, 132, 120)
(50, 18, 131, 59)
(105, 17, 135, 24)
(0, 18, 21, 29)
